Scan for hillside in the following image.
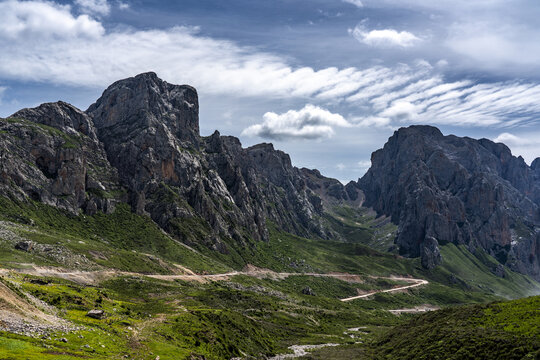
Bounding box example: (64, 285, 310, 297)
(300, 295, 540, 359)
(369, 295, 540, 359)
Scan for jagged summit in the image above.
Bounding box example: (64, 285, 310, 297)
(0, 72, 349, 256)
(395, 124, 444, 138)
(358, 126, 540, 279)
(12, 101, 98, 141)
(87, 72, 199, 146)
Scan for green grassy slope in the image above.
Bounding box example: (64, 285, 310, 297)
(370, 295, 540, 360)
(0, 270, 412, 360)
(320, 204, 540, 299)
(0, 196, 229, 274)
(0, 196, 539, 359)
(301, 296, 540, 359)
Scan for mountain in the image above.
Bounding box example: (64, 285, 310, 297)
(2, 73, 539, 283)
(1, 74, 539, 280)
(1, 73, 540, 360)
(1, 72, 342, 258)
(358, 125, 540, 280)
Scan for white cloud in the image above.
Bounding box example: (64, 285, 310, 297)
(1, 1, 540, 132)
(343, 0, 363, 8)
(241, 104, 351, 140)
(75, 0, 110, 16)
(436, 59, 449, 68)
(349, 24, 421, 48)
(336, 163, 346, 170)
(380, 101, 420, 121)
(0, 86, 6, 104)
(493, 133, 539, 147)
(117, 1, 129, 10)
(352, 116, 392, 128)
(357, 160, 371, 168)
(0, 0, 104, 39)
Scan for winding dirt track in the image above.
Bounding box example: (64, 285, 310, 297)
(340, 277, 429, 302)
(0, 266, 428, 301)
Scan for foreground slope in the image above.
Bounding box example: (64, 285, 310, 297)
(303, 295, 540, 359)
(370, 295, 540, 359)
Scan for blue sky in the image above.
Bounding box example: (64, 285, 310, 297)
(1, 0, 540, 182)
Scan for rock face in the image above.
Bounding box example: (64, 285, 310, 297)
(0, 102, 122, 215)
(359, 125, 540, 278)
(0, 72, 337, 255)
(300, 168, 364, 209)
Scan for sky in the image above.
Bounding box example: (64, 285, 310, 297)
(1, 0, 539, 183)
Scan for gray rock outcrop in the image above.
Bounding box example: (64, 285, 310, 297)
(1, 102, 122, 215)
(358, 125, 540, 279)
(0, 72, 339, 256)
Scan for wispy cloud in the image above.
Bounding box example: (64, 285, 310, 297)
(1, 0, 540, 133)
(75, 0, 111, 16)
(352, 116, 392, 128)
(349, 24, 421, 48)
(117, 1, 129, 10)
(357, 160, 371, 168)
(343, 0, 363, 8)
(493, 133, 540, 147)
(493, 132, 540, 164)
(242, 104, 351, 140)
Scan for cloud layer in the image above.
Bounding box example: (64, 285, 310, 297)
(242, 104, 351, 140)
(493, 133, 539, 147)
(0, 0, 104, 39)
(1, 0, 540, 136)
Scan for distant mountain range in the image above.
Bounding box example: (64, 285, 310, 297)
(1, 72, 538, 281)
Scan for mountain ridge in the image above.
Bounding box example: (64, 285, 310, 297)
(1, 73, 539, 282)
(358, 125, 540, 280)
(1, 72, 349, 257)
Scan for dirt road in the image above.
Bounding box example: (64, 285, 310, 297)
(340, 277, 429, 302)
(0, 265, 428, 302)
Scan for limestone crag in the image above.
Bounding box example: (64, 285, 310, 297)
(300, 168, 364, 209)
(1, 102, 121, 215)
(0, 73, 338, 254)
(359, 125, 540, 279)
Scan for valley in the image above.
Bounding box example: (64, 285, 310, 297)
(0, 73, 539, 359)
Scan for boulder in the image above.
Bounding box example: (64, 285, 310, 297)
(301, 286, 316, 296)
(14, 241, 33, 252)
(86, 309, 105, 319)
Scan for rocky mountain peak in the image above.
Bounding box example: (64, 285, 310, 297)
(396, 124, 444, 138)
(532, 158, 540, 171)
(359, 125, 540, 279)
(12, 101, 98, 141)
(87, 72, 199, 147)
(1, 72, 346, 256)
